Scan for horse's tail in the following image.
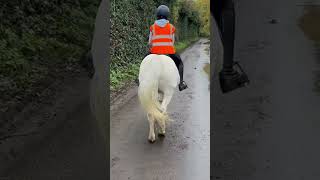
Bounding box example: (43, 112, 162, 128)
(138, 78, 168, 124)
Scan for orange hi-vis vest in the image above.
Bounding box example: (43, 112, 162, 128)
(150, 23, 176, 54)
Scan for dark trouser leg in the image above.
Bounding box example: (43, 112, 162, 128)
(212, 0, 249, 93)
(167, 54, 184, 82)
(178, 61, 184, 82)
(213, 0, 235, 69)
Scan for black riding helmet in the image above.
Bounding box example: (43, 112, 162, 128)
(156, 5, 170, 19)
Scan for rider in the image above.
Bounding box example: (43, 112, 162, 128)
(147, 5, 188, 91)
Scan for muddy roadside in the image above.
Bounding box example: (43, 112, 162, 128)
(110, 81, 138, 114)
(0, 67, 92, 175)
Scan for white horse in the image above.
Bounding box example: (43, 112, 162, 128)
(138, 54, 180, 143)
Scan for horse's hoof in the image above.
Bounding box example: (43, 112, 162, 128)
(148, 139, 156, 143)
(158, 133, 165, 137)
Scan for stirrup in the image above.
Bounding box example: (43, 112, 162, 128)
(179, 81, 188, 91)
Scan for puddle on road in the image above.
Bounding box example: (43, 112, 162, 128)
(203, 63, 210, 89)
(299, 5, 320, 94)
(203, 63, 210, 76)
(299, 5, 320, 42)
(204, 47, 210, 55)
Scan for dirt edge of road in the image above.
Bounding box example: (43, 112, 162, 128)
(0, 71, 92, 175)
(110, 81, 139, 114)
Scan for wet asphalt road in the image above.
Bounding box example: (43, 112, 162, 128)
(111, 38, 210, 180)
(213, 0, 320, 179)
(3, 98, 109, 180)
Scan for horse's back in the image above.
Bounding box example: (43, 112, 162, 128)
(139, 54, 179, 89)
(139, 54, 162, 81)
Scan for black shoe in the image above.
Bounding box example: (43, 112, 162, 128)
(179, 81, 188, 91)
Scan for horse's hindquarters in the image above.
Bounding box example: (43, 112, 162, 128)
(138, 54, 179, 142)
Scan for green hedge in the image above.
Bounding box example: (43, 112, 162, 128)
(110, 0, 201, 90)
(0, 0, 99, 110)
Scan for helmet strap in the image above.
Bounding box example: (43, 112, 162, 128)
(157, 15, 167, 20)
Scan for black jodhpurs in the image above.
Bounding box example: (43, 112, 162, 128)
(167, 54, 184, 82)
(145, 52, 184, 82)
(212, 0, 236, 69)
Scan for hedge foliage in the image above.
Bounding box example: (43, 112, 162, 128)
(110, 0, 205, 90)
(195, 0, 210, 36)
(0, 0, 99, 109)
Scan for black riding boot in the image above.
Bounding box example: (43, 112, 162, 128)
(167, 54, 188, 91)
(177, 62, 188, 91)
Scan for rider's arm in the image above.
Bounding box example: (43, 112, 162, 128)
(148, 31, 152, 46)
(172, 34, 175, 44)
(172, 25, 176, 45)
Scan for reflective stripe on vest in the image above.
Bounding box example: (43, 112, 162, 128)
(151, 34, 173, 40)
(151, 42, 174, 46)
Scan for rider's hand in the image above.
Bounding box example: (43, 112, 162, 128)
(147, 44, 152, 52)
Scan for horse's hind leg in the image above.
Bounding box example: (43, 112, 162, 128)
(147, 113, 156, 143)
(158, 91, 164, 103)
(158, 89, 174, 136)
